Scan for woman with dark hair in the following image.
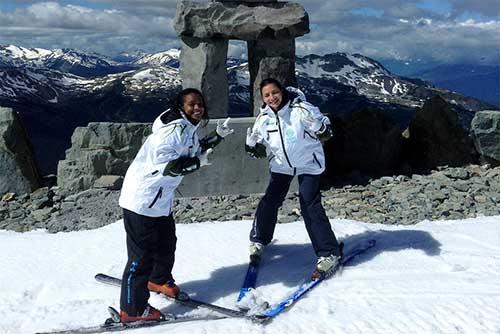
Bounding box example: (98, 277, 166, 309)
(117, 88, 234, 323)
(245, 78, 341, 279)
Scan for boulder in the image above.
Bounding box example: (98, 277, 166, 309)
(0, 107, 42, 195)
(174, 1, 309, 40)
(324, 108, 404, 178)
(57, 122, 150, 193)
(470, 110, 500, 166)
(406, 95, 478, 171)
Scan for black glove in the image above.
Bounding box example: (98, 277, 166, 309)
(245, 143, 267, 159)
(199, 130, 223, 152)
(317, 124, 333, 143)
(163, 156, 200, 176)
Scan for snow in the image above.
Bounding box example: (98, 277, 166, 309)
(346, 54, 375, 69)
(2, 216, 500, 334)
(132, 69, 155, 81)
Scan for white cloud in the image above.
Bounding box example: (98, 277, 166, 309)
(0, 0, 498, 65)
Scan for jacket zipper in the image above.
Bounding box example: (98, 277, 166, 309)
(312, 152, 322, 168)
(148, 187, 163, 208)
(276, 115, 293, 170)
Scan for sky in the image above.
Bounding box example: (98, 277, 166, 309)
(1, 216, 500, 333)
(0, 0, 499, 66)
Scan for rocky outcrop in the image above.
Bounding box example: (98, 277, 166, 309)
(470, 110, 500, 166)
(406, 95, 478, 171)
(0, 106, 42, 195)
(324, 108, 405, 178)
(1, 165, 499, 232)
(57, 122, 150, 193)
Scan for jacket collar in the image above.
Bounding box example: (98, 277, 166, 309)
(261, 100, 292, 118)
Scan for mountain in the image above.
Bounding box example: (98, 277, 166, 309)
(0, 45, 494, 174)
(0, 45, 134, 77)
(133, 49, 180, 68)
(410, 64, 500, 107)
(380, 59, 500, 108)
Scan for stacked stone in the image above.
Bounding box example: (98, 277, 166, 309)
(2, 165, 499, 232)
(174, 0, 309, 116)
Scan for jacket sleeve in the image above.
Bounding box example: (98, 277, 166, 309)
(297, 101, 331, 133)
(152, 124, 184, 166)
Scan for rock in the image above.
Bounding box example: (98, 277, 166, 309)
(324, 108, 404, 178)
(57, 122, 150, 193)
(470, 110, 500, 166)
(0, 107, 42, 195)
(180, 37, 229, 118)
(93, 175, 124, 190)
(174, 1, 309, 40)
(406, 96, 478, 171)
(2, 192, 15, 202)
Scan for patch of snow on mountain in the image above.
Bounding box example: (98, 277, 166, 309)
(347, 54, 375, 69)
(297, 59, 332, 78)
(132, 69, 155, 80)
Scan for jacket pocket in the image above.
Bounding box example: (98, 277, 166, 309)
(148, 187, 163, 208)
(312, 152, 322, 169)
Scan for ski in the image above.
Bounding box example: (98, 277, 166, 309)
(95, 273, 248, 318)
(36, 306, 225, 334)
(237, 258, 260, 303)
(254, 239, 376, 323)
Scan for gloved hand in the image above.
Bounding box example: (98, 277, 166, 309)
(246, 143, 267, 159)
(302, 113, 323, 132)
(246, 128, 259, 147)
(198, 148, 213, 167)
(216, 117, 234, 138)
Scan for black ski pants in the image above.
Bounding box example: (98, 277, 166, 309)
(250, 172, 341, 257)
(120, 208, 176, 315)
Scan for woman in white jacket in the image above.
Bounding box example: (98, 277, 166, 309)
(118, 88, 233, 323)
(245, 78, 342, 279)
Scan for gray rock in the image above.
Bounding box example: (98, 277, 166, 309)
(93, 175, 124, 190)
(406, 96, 478, 171)
(471, 110, 500, 166)
(180, 37, 229, 118)
(57, 122, 150, 193)
(174, 1, 309, 40)
(0, 107, 42, 195)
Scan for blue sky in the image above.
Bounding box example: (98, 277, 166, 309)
(0, 1, 499, 65)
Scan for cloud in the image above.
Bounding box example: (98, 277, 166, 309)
(0, 0, 498, 65)
(0, 1, 177, 54)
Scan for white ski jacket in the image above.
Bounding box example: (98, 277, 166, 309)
(252, 87, 330, 176)
(119, 110, 201, 217)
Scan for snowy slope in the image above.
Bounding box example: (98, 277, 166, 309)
(2, 216, 500, 334)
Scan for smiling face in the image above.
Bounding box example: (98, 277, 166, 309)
(182, 92, 205, 123)
(261, 83, 283, 111)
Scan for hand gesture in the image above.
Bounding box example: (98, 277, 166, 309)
(216, 117, 234, 138)
(302, 113, 323, 132)
(198, 148, 213, 167)
(246, 128, 259, 147)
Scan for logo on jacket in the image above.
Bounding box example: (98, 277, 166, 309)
(285, 128, 296, 143)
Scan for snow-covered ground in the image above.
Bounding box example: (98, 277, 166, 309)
(2, 216, 500, 334)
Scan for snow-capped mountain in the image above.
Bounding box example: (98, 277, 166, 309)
(0, 45, 133, 77)
(133, 49, 180, 68)
(0, 45, 493, 174)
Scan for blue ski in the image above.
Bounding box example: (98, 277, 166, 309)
(237, 259, 260, 302)
(254, 239, 376, 322)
